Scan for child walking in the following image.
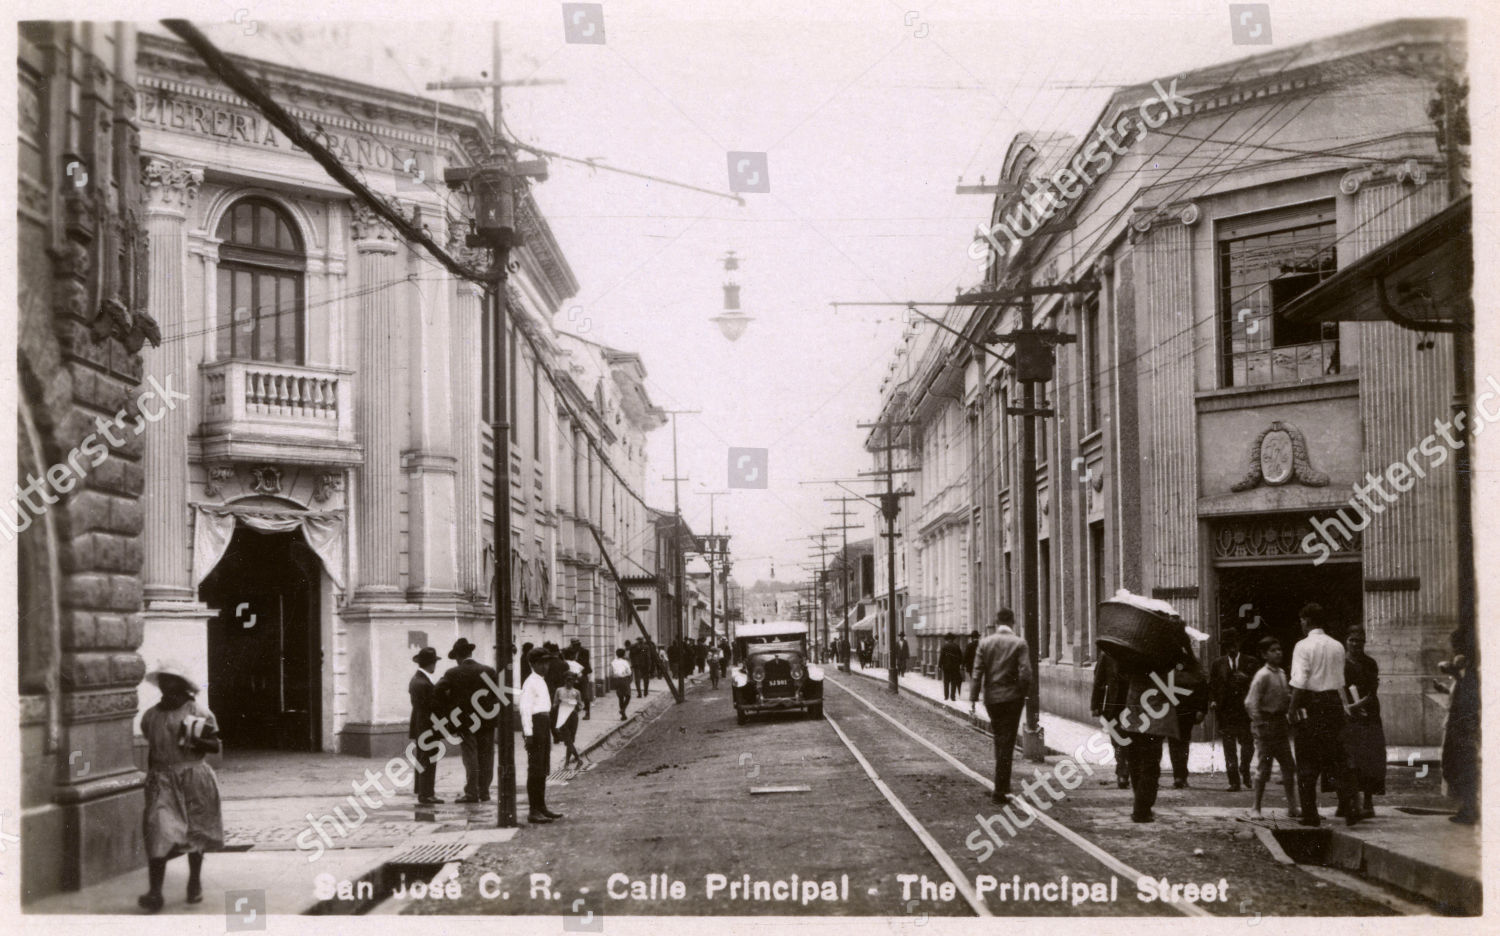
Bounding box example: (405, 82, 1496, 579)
(1244, 638, 1300, 819)
(138, 661, 224, 913)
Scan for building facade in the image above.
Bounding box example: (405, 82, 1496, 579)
(870, 18, 1467, 744)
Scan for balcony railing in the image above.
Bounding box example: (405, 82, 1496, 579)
(200, 359, 357, 461)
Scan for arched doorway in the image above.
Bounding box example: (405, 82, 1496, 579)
(199, 524, 322, 750)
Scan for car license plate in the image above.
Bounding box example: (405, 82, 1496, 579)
(768, 680, 788, 687)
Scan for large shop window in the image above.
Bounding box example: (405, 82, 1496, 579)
(216, 198, 306, 363)
(1218, 202, 1338, 387)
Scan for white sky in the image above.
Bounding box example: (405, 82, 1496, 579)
(28, 0, 1486, 587)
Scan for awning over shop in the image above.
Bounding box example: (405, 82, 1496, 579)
(1280, 194, 1471, 329)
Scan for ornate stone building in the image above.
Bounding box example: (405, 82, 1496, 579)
(872, 18, 1466, 744)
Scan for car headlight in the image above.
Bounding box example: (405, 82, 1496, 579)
(790, 664, 804, 681)
(752, 667, 765, 683)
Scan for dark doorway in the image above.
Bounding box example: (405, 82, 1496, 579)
(1215, 562, 1363, 656)
(199, 525, 322, 751)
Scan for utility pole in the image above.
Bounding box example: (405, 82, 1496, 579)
(806, 533, 835, 662)
(439, 21, 551, 829)
(694, 491, 730, 646)
(662, 409, 699, 702)
(858, 417, 917, 694)
(825, 497, 863, 673)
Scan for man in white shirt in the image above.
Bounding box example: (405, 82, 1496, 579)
(609, 648, 634, 720)
(519, 649, 562, 824)
(1288, 603, 1357, 827)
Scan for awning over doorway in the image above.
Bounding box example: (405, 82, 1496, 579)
(193, 503, 346, 590)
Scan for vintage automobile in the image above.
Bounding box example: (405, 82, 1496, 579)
(731, 620, 824, 723)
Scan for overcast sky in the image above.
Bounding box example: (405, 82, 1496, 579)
(42, 0, 1483, 587)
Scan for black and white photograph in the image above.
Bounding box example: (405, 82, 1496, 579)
(6, 0, 1494, 926)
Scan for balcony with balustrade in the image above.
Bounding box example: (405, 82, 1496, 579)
(198, 359, 361, 465)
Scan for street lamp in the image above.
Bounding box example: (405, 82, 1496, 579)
(713, 250, 753, 341)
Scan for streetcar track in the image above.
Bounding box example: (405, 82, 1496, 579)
(827, 676, 1212, 919)
(823, 714, 992, 918)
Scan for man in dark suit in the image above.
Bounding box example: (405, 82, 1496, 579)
(629, 638, 651, 697)
(969, 609, 1033, 802)
(434, 637, 501, 804)
(408, 646, 444, 805)
(963, 630, 981, 683)
(1090, 651, 1131, 789)
(939, 634, 965, 701)
(896, 632, 910, 677)
(1209, 627, 1260, 791)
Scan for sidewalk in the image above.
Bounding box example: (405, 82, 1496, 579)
(846, 665, 1439, 772)
(27, 673, 702, 915)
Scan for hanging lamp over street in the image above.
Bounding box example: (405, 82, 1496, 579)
(713, 250, 753, 340)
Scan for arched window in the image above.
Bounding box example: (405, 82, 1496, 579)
(216, 197, 305, 363)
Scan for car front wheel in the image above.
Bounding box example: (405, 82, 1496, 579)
(808, 703, 823, 719)
(736, 708, 747, 725)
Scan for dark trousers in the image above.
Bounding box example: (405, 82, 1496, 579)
(526, 714, 552, 815)
(459, 727, 494, 800)
(634, 667, 650, 696)
(941, 670, 961, 700)
(412, 738, 438, 798)
(984, 699, 1025, 795)
(1294, 691, 1353, 819)
(1221, 719, 1255, 785)
(1166, 713, 1195, 782)
(1122, 732, 1164, 818)
(613, 676, 631, 716)
(1110, 736, 1130, 784)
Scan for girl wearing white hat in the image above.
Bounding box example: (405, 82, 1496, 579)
(137, 661, 224, 913)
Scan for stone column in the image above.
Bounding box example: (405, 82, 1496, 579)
(451, 254, 485, 597)
(139, 157, 202, 602)
(351, 203, 402, 598)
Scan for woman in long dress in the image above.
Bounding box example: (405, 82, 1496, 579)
(1342, 627, 1386, 819)
(554, 671, 585, 769)
(138, 661, 224, 912)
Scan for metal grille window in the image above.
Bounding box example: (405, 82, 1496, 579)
(1218, 203, 1338, 387)
(215, 198, 305, 363)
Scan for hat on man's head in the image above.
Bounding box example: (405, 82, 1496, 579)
(448, 637, 478, 660)
(145, 660, 201, 694)
(413, 646, 439, 666)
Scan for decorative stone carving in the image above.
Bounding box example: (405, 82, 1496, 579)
(249, 465, 283, 495)
(141, 157, 203, 214)
(1213, 514, 1359, 560)
(1230, 420, 1329, 491)
(312, 471, 344, 503)
(204, 464, 236, 498)
(1341, 159, 1434, 194)
(349, 200, 396, 244)
(1179, 203, 1200, 226)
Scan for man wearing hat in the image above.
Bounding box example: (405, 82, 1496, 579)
(409, 646, 444, 805)
(434, 637, 500, 804)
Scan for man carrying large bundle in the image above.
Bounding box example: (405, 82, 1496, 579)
(1094, 590, 1207, 823)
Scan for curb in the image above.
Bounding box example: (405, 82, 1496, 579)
(841, 666, 1052, 751)
(1323, 826, 1482, 914)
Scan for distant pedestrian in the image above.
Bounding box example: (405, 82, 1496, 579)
(1289, 603, 1358, 826)
(708, 642, 724, 688)
(630, 638, 652, 697)
(408, 647, 444, 805)
(1209, 628, 1259, 792)
(696, 637, 709, 673)
(520, 641, 535, 683)
(1440, 626, 1479, 825)
(939, 634, 964, 701)
(896, 632, 910, 677)
(667, 639, 683, 680)
(554, 672, 585, 770)
(609, 648, 633, 720)
(1090, 651, 1130, 789)
(520, 649, 563, 824)
(137, 662, 224, 913)
(1342, 627, 1385, 819)
(969, 609, 1032, 802)
(963, 630, 980, 686)
(1245, 637, 1298, 818)
(435, 638, 500, 804)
